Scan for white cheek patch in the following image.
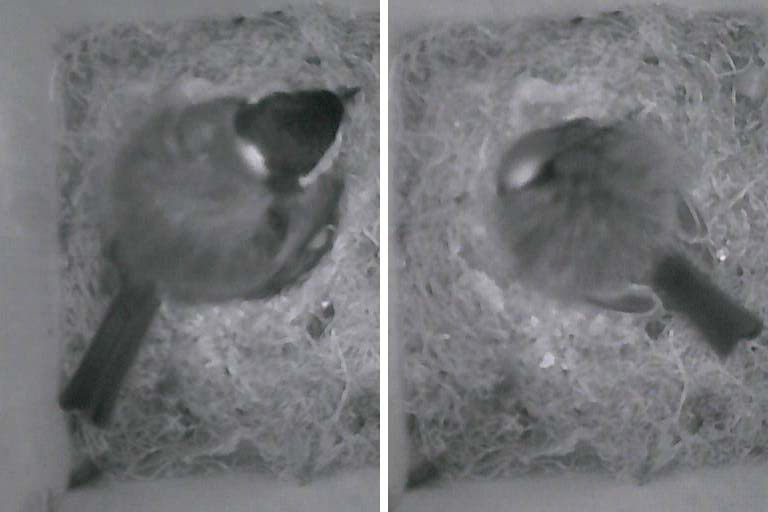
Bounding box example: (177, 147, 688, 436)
(299, 131, 343, 189)
(504, 156, 543, 190)
(307, 225, 335, 251)
(236, 139, 269, 179)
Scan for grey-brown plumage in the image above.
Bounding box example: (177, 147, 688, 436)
(59, 85, 358, 426)
(492, 117, 762, 357)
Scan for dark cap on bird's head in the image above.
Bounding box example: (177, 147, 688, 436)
(234, 86, 360, 192)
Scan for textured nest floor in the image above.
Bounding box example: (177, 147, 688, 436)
(56, 6, 379, 482)
(392, 6, 768, 483)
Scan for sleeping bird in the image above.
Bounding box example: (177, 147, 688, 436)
(492, 117, 762, 357)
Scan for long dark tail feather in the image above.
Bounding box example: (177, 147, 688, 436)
(651, 253, 763, 357)
(59, 283, 161, 427)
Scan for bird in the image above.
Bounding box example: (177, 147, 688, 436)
(491, 117, 762, 357)
(59, 82, 360, 426)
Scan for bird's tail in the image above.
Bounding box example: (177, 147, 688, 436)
(651, 253, 763, 357)
(59, 283, 160, 427)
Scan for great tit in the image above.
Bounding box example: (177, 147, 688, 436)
(492, 117, 762, 357)
(59, 83, 359, 426)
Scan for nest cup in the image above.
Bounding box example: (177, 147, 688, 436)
(391, 4, 768, 503)
(2, 0, 382, 508)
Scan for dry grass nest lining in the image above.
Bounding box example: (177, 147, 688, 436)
(57, 6, 379, 482)
(392, 5, 768, 482)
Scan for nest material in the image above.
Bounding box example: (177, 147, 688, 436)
(392, 6, 768, 482)
(57, 6, 379, 481)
